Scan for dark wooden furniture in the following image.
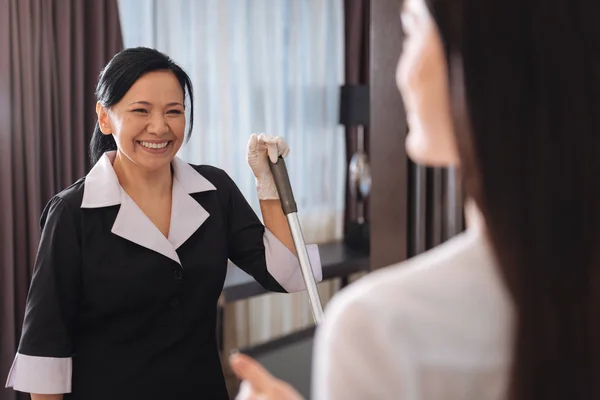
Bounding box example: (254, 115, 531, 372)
(217, 241, 369, 352)
(369, 0, 409, 269)
(223, 241, 369, 302)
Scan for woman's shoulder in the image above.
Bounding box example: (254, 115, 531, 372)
(48, 178, 87, 211)
(185, 163, 235, 189)
(38, 178, 87, 229)
(187, 163, 227, 177)
(321, 229, 512, 362)
(330, 230, 498, 303)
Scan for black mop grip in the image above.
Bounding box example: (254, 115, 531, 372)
(269, 157, 297, 215)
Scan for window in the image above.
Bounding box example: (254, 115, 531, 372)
(118, 0, 346, 244)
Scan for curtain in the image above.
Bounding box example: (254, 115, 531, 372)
(116, 0, 345, 349)
(409, 165, 465, 256)
(0, 1, 123, 399)
(117, 0, 346, 244)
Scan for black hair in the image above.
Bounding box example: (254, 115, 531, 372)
(426, 0, 600, 399)
(89, 47, 194, 165)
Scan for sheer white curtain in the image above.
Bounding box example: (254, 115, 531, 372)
(117, 0, 345, 244)
(117, 0, 345, 347)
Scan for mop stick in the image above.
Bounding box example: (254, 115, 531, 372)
(269, 156, 324, 325)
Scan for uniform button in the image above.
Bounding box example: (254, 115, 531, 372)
(170, 298, 180, 307)
(173, 270, 183, 280)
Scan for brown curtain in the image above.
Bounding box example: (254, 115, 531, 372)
(0, 1, 122, 399)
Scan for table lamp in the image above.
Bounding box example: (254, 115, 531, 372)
(339, 84, 370, 253)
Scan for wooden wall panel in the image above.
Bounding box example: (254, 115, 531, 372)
(369, 0, 409, 269)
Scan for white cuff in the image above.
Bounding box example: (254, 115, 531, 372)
(264, 228, 322, 292)
(5, 353, 72, 394)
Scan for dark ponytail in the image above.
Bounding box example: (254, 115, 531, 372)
(426, 1, 600, 399)
(89, 47, 194, 165)
(89, 122, 118, 165)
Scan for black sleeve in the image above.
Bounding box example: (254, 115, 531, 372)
(224, 173, 287, 293)
(18, 196, 82, 358)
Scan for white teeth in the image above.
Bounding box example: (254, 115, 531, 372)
(140, 141, 169, 149)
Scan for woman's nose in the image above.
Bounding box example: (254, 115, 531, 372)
(147, 114, 169, 136)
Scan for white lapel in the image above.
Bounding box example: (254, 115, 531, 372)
(168, 157, 213, 249)
(111, 190, 182, 264)
(81, 152, 217, 266)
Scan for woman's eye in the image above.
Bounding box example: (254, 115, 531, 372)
(167, 110, 183, 115)
(133, 109, 149, 114)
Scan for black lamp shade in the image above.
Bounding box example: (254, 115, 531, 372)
(339, 84, 370, 126)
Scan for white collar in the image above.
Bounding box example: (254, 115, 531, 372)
(81, 151, 216, 208)
(80, 151, 216, 265)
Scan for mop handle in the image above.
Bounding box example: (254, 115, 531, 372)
(269, 156, 324, 324)
(268, 156, 297, 215)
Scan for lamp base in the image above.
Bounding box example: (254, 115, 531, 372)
(344, 220, 370, 254)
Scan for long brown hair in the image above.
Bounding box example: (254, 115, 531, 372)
(426, 0, 600, 398)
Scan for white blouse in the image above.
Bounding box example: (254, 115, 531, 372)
(312, 228, 513, 400)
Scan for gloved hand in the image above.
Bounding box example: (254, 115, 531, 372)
(247, 133, 290, 200)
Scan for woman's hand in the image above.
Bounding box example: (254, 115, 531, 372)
(230, 353, 305, 400)
(247, 133, 290, 200)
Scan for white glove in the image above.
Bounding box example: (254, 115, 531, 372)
(247, 133, 291, 200)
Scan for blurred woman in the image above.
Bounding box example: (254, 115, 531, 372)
(230, 0, 600, 398)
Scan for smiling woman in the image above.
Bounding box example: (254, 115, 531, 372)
(90, 47, 194, 167)
(5, 47, 322, 400)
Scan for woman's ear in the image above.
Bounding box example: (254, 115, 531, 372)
(96, 102, 112, 135)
